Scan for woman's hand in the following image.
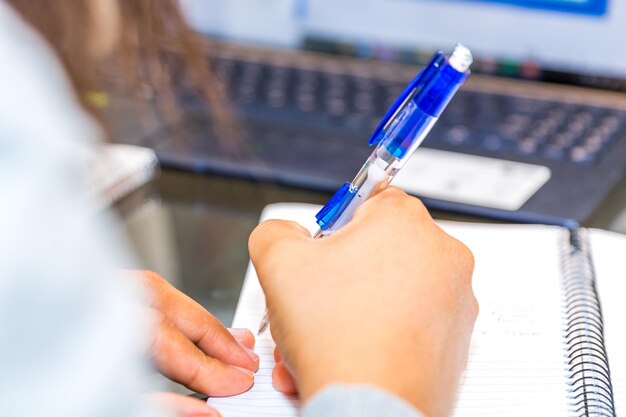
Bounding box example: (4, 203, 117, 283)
(135, 271, 259, 416)
(249, 187, 478, 417)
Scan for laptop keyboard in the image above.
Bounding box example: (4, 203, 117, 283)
(204, 56, 626, 166)
(442, 91, 624, 165)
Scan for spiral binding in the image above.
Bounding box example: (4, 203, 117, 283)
(561, 229, 616, 417)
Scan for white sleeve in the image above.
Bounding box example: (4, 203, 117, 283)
(0, 4, 163, 417)
(302, 385, 425, 417)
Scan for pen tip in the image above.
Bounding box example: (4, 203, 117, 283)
(257, 321, 269, 335)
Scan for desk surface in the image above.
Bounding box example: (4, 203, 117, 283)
(119, 169, 626, 327)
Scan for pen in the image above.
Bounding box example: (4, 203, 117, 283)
(257, 44, 473, 335)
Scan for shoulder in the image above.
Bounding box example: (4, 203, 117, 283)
(0, 2, 101, 163)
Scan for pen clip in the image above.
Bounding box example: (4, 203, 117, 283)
(368, 51, 444, 147)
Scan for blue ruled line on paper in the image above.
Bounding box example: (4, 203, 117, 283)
(454, 0, 609, 16)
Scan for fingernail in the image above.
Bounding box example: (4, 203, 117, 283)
(228, 328, 252, 338)
(232, 366, 255, 378)
(243, 345, 260, 372)
(242, 345, 259, 363)
(194, 412, 221, 417)
(231, 335, 259, 366)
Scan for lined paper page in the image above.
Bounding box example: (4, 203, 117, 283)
(446, 223, 570, 417)
(208, 264, 300, 416)
(211, 204, 572, 417)
(208, 205, 318, 417)
(589, 229, 626, 415)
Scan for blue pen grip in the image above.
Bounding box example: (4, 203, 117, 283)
(315, 182, 357, 231)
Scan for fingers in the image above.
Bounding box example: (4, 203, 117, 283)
(248, 219, 311, 263)
(149, 392, 221, 417)
(248, 220, 313, 295)
(228, 328, 255, 350)
(151, 309, 254, 397)
(142, 271, 258, 372)
(272, 347, 297, 395)
(272, 362, 298, 395)
(349, 186, 431, 230)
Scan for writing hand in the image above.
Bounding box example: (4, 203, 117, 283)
(249, 187, 477, 417)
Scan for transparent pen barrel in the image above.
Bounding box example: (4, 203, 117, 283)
(325, 105, 437, 234)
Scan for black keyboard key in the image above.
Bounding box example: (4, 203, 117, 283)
(549, 132, 577, 149)
(344, 113, 367, 130)
(445, 126, 471, 146)
(516, 138, 540, 156)
(570, 146, 599, 164)
(267, 87, 288, 108)
(326, 96, 348, 116)
(543, 145, 567, 161)
(481, 134, 514, 153)
(353, 91, 376, 114)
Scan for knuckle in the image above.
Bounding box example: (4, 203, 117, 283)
(250, 220, 308, 261)
(248, 221, 277, 258)
(143, 270, 166, 285)
(186, 346, 222, 393)
(379, 188, 427, 215)
(450, 238, 475, 275)
(150, 310, 168, 352)
(406, 197, 429, 218)
(248, 221, 268, 247)
(375, 187, 405, 208)
(140, 271, 168, 307)
(397, 194, 428, 218)
(461, 242, 475, 272)
(385, 186, 408, 198)
(471, 295, 480, 319)
(385, 187, 411, 206)
(205, 320, 227, 347)
(187, 360, 205, 390)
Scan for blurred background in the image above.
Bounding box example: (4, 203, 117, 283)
(113, 0, 626, 223)
(109, 0, 626, 320)
(103, 0, 626, 390)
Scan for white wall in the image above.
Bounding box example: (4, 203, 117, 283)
(179, 0, 303, 48)
(304, 0, 626, 77)
(178, 0, 626, 77)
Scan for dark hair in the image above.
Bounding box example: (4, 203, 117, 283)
(7, 0, 235, 137)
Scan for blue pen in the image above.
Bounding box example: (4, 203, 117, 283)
(258, 44, 473, 334)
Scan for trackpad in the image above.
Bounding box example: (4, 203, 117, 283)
(394, 148, 551, 211)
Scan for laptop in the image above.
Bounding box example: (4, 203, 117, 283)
(137, 0, 626, 226)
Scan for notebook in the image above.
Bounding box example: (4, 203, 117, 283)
(209, 203, 626, 417)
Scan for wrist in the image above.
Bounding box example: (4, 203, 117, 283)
(293, 348, 434, 415)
